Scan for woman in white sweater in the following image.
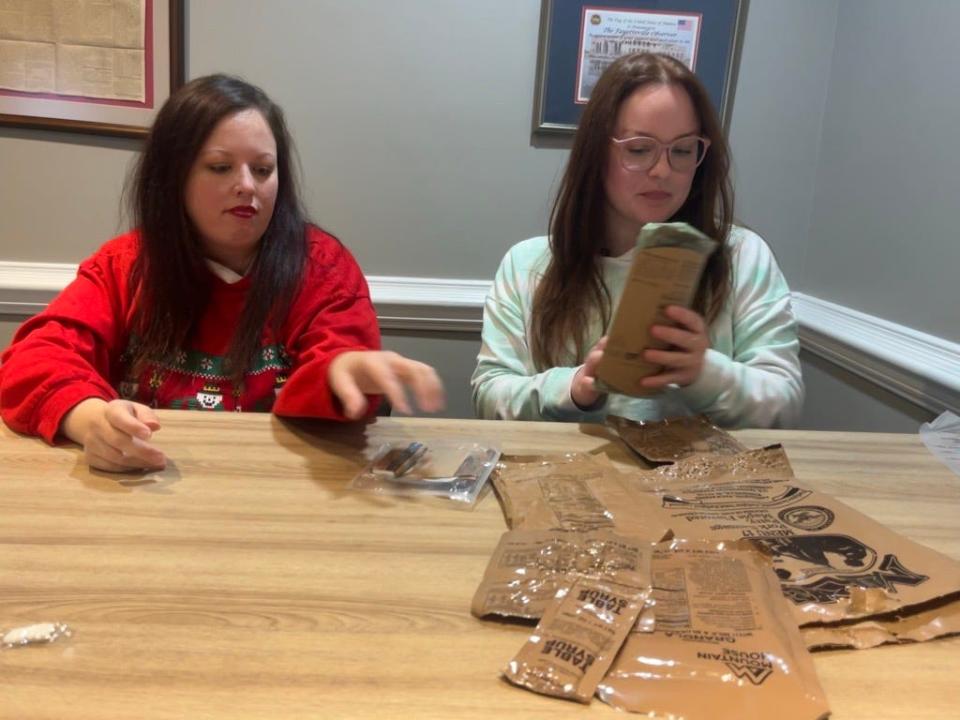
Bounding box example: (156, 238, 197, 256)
(471, 53, 802, 428)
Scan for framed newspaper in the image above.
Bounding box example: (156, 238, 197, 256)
(0, 0, 185, 138)
(533, 0, 748, 134)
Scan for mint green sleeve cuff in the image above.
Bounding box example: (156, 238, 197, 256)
(541, 366, 604, 421)
(677, 346, 804, 429)
(678, 348, 731, 411)
(675, 229, 804, 429)
(473, 362, 608, 422)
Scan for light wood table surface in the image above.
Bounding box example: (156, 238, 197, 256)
(2, 412, 958, 719)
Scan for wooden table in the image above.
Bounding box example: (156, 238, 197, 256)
(1, 412, 958, 719)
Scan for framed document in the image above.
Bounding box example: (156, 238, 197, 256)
(0, 0, 185, 138)
(533, 0, 748, 134)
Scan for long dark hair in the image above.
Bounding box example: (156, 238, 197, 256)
(530, 53, 733, 370)
(127, 74, 307, 379)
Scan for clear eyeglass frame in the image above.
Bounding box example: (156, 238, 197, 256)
(610, 134, 711, 172)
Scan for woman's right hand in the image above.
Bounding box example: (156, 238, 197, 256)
(61, 398, 166, 472)
(328, 350, 446, 420)
(571, 336, 608, 410)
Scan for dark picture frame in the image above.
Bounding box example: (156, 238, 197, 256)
(533, 0, 749, 134)
(0, 0, 185, 139)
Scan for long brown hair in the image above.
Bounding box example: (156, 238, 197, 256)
(530, 53, 733, 370)
(127, 74, 308, 380)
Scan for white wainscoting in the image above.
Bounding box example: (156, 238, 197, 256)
(1, 262, 957, 414)
(790, 293, 959, 415)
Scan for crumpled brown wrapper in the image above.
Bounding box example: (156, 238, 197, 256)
(638, 443, 797, 488)
(801, 594, 960, 650)
(608, 414, 747, 464)
(630, 446, 960, 627)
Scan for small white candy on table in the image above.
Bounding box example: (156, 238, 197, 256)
(1, 622, 71, 648)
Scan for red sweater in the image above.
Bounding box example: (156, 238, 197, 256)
(0, 226, 381, 443)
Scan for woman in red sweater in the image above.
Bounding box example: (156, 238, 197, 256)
(0, 74, 443, 471)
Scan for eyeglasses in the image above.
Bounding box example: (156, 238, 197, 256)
(610, 135, 711, 172)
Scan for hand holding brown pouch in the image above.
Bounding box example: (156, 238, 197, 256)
(595, 222, 717, 397)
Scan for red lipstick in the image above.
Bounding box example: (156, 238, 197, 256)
(229, 205, 257, 218)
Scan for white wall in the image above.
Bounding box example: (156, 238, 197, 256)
(804, 0, 960, 343)
(727, 0, 838, 283)
(0, 130, 136, 262)
(187, 0, 566, 279)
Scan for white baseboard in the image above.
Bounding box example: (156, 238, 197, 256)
(1, 261, 957, 413)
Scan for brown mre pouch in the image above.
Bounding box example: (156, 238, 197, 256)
(595, 222, 717, 397)
(597, 539, 830, 720)
(608, 414, 747, 464)
(492, 453, 669, 540)
(640, 449, 960, 626)
(801, 593, 960, 650)
(634, 443, 796, 490)
(471, 529, 653, 620)
(503, 573, 649, 703)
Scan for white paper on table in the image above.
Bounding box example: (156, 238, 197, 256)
(919, 410, 960, 477)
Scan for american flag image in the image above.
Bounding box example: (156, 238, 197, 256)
(678, 18, 692, 29)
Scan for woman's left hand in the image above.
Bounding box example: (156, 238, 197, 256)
(640, 305, 709, 389)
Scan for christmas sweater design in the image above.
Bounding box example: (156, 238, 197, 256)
(117, 338, 291, 413)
